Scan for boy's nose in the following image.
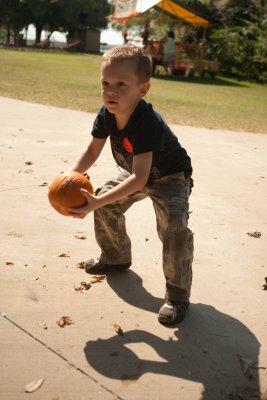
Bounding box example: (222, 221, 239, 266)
(106, 86, 116, 96)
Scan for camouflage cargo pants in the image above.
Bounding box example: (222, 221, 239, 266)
(94, 170, 194, 302)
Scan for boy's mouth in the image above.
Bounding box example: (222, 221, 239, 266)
(107, 100, 118, 105)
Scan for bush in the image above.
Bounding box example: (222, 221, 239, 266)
(206, 0, 267, 83)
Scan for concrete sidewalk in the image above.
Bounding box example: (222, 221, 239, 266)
(0, 96, 266, 400)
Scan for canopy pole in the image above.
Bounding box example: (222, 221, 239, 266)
(202, 26, 206, 40)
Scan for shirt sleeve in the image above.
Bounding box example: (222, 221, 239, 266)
(91, 107, 110, 139)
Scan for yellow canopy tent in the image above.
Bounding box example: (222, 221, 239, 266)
(109, 0, 219, 77)
(109, 0, 210, 27)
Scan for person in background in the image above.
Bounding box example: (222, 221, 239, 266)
(163, 30, 176, 75)
(150, 41, 164, 75)
(141, 23, 150, 48)
(122, 29, 128, 44)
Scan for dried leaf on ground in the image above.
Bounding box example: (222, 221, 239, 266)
(238, 356, 255, 377)
(73, 282, 91, 293)
(25, 160, 33, 165)
(91, 275, 106, 284)
(113, 323, 124, 336)
(247, 231, 262, 238)
(263, 277, 267, 290)
(75, 235, 87, 240)
(5, 261, 14, 266)
(237, 355, 266, 378)
(6, 231, 23, 237)
(56, 316, 74, 327)
(58, 252, 70, 258)
(37, 321, 48, 330)
(39, 182, 48, 187)
(76, 261, 85, 269)
(73, 284, 81, 292)
(25, 378, 45, 393)
(80, 281, 91, 290)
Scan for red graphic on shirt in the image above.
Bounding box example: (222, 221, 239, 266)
(123, 137, 133, 153)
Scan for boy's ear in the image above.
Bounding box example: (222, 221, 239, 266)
(140, 81, 150, 98)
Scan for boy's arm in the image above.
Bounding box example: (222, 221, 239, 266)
(69, 152, 152, 217)
(70, 137, 107, 174)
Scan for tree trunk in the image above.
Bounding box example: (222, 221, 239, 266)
(35, 24, 43, 45)
(47, 31, 54, 40)
(6, 23, 11, 45)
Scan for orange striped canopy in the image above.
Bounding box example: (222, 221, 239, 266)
(109, 0, 209, 27)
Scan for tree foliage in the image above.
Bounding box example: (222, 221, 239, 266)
(0, 0, 109, 44)
(0, 0, 31, 43)
(205, 0, 267, 82)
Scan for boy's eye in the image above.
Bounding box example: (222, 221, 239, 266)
(118, 82, 126, 87)
(101, 81, 109, 86)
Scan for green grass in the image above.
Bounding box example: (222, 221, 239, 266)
(0, 48, 267, 133)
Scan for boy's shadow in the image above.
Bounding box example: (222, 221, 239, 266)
(84, 271, 261, 399)
(106, 270, 163, 313)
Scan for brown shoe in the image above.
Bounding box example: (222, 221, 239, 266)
(84, 258, 131, 275)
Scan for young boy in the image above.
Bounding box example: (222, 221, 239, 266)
(69, 45, 194, 325)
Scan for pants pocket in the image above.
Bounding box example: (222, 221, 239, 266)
(167, 198, 189, 231)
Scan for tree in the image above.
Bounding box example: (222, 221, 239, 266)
(205, 0, 267, 82)
(0, 0, 31, 44)
(0, 0, 109, 46)
(60, 0, 109, 38)
(20, 0, 52, 44)
(20, 0, 109, 44)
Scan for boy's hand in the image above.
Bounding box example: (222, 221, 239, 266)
(68, 189, 98, 218)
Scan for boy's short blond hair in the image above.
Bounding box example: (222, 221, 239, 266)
(102, 45, 152, 82)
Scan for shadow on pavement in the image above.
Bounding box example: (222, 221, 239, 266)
(84, 299, 260, 399)
(106, 270, 163, 313)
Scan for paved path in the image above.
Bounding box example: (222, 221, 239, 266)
(1, 97, 266, 400)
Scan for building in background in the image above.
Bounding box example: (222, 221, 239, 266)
(21, 24, 122, 52)
(66, 29, 100, 52)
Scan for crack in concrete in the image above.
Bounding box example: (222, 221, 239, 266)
(0, 184, 43, 192)
(1, 313, 125, 400)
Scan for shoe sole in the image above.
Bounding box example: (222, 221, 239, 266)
(85, 262, 131, 275)
(158, 314, 185, 325)
(158, 302, 189, 325)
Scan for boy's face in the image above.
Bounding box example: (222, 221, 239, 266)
(100, 59, 150, 122)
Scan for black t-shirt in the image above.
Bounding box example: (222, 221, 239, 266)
(91, 99, 192, 182)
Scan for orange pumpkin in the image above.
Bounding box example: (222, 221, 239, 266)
(48, 171, 94, 216)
